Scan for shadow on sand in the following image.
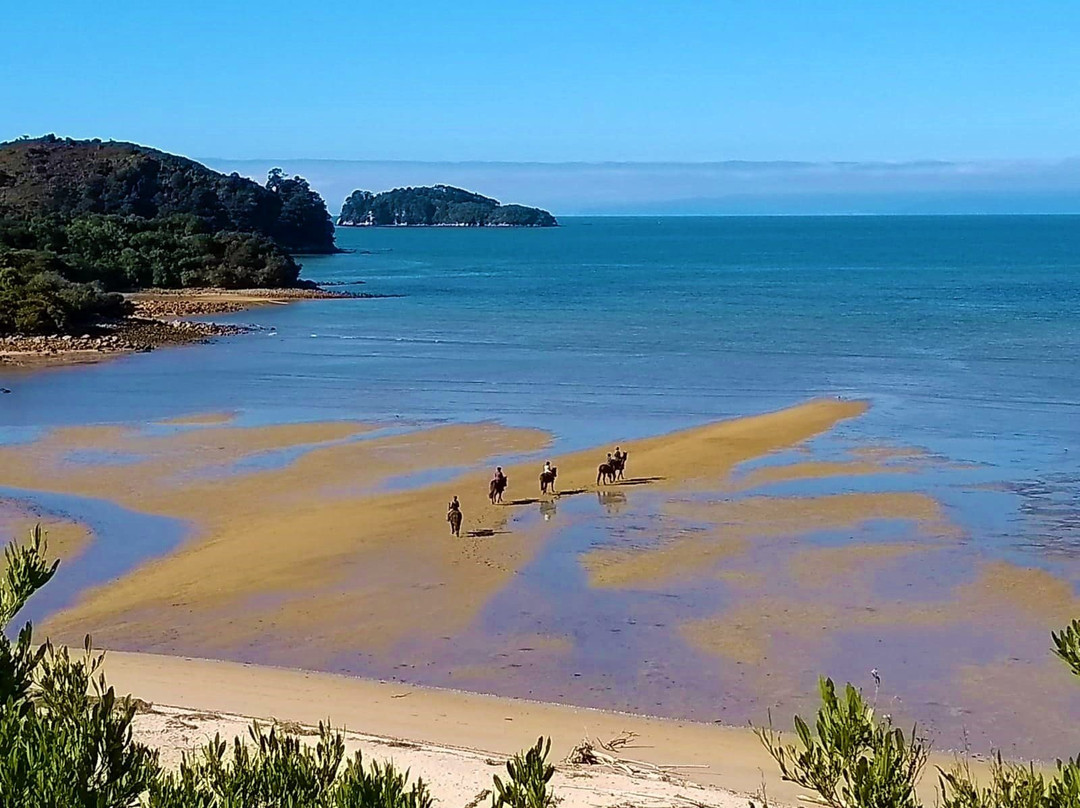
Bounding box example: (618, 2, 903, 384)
(466, 528, 511, 538)
(610, 476, 664, 486)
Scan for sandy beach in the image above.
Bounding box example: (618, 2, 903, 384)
(107, 649, 995, 807)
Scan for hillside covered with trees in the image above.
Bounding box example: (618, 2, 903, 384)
(0, 135, 338, 335)
(338, 185, 557, 227)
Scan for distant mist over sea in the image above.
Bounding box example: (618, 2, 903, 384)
(202, 157, 1080, 217)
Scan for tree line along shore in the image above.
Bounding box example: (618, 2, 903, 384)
(0, 135, 555, 356)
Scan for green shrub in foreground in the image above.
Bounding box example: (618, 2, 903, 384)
(759, 622, 1080, 808)
(0, 527, 160, 807)
(757, 677, 927, 808)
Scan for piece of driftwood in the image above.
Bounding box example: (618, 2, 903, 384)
(564, 732, 707, 781)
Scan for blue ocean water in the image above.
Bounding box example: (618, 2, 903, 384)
(3, 216, 1077, 467)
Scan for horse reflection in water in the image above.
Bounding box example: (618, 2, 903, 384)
(597, 490, 627, 515)
(539, 499, 557, 522)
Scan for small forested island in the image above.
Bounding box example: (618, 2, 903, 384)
(0, 135, 338, 338)
(338, 185, 556, 227)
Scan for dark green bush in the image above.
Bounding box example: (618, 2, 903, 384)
(758, 677, 927, 808)
(146, 721, 434, 808)
(0, 527, 160, 806)
(0, 254, 132, 335)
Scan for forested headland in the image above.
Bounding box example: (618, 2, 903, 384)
(338, 185, 556, 227)
(0, 135, 337, 335)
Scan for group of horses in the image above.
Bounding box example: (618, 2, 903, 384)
(453, 451, 629, 536)
(596, 451, 629, 485)
(487, 451, 629, 503)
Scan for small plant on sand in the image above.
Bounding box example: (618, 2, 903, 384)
(938, 755, 1080, 808)
(146, 720, 433, 808)
(756, 677, 927, 808)
(492, 737, 557, 808)
(0, 527, 160, 807)
(1052, 619, 1080, 678)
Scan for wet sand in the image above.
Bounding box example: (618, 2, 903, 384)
(0, 498, 92, 562)
(4, 396, 1079, 759)
(0, 399, 864, 655)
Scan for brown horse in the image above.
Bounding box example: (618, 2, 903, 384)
(597, 462, 616, 485)
(611, 451, 629, 480)
(447, 508, 462, 536)
(489, 475, 508, 504)
(539, 467, 558, 494)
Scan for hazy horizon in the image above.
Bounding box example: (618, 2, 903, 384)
(203, 156, 1080, 217)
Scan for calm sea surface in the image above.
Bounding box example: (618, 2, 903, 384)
(4, 216, 1078, 477)
(2, 215, 1079, 753)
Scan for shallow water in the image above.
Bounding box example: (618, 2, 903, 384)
(2, 216, 1079, 756)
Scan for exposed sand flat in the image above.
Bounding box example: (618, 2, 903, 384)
(0, 498, 93, 563)
(679, 557, 1080, 696)
(583, 491, 955, 589)
(0, 400, 866, 661)
(5, 396, 1078, 761)
(786, 542, 921, 589)
(732, 459, 911, 490)
(155, 411, 238, 426)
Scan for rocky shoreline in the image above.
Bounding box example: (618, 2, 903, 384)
(0, 287, 360, 371)
(0, 319, 250, 370)
(127, 286, 360, 317)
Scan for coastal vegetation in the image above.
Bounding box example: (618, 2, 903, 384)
(338, 185, 556, 227)
(756, 639, 1080, 808)
(0, 528, 557, 806)
(0, 135, 337, 336)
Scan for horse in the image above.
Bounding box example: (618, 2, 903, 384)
(597, 462, 616, 485)
(611, 451, 629, 480)
(447, 508, 462, 537)
(539, 466, 558, 494)
(489, 475, 508, 504)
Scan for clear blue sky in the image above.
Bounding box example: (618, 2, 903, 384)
(2, 1, 1078, 163)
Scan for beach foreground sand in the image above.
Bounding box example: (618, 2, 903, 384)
(108, 650, 984, 807)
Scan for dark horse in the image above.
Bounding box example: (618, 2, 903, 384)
(447, 507, 462, 536)
(611, 451, 629, 480)
(539, 467, 558, 494)
(489, 475, 508, 504)
(596, 462, 616, 485)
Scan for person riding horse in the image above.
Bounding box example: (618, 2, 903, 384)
(489, 466, 508, 503)
(447, 496, 463, 536)
(539, 461, 558, 494)
(611, 446, 628, 480)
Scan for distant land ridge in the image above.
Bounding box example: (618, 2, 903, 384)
(338, 184, 556, 227)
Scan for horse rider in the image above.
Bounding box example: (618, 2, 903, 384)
(613, 446, 624, 463)
(543, 460, 553, 477)
(447, 495, 460, 515)
(493, 466, 506, 486)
